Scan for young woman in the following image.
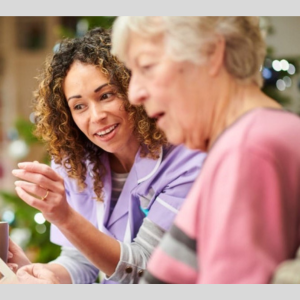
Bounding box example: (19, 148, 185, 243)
(9, 27, 206, 284)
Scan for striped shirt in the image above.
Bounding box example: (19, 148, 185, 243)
(109, 171, 128, 218)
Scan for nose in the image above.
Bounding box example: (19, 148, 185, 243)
(128, 75, 148, 105)
(90, 102, 106, 123)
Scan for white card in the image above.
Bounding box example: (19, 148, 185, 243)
(0, 258, 19, 284)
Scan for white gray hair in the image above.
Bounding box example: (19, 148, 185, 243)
(111, 16, 266, 87)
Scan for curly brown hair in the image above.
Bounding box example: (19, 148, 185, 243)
(33, 27, 168, 201)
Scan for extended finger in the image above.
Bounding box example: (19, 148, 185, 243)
(15, 186, 49, 211)
(12, 170, 59, 192)
(14, 181, 51, 200)
(15, 161, 62, 182)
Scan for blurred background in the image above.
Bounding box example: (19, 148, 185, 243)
(0, 16, 299, 264)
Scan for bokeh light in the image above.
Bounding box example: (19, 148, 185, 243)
(288, 64, 296, 75)
(35, 224, 47, 234)
(34, 212, 46, 224)
(280, 59, 289, 71)
(1, 210, 15, 224)
(272, 60, 281, 72)
(276, 79, 286, 91)
(283, 76, 292, 88)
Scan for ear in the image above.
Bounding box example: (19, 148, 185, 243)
(208, 35, 226, 77)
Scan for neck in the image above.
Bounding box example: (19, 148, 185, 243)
(207, 79, 282, 150)
(108, 141, 140, 173)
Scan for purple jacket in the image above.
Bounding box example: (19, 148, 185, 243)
(50, 144, 206, 248)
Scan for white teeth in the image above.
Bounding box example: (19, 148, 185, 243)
(96, 124, 118, 137)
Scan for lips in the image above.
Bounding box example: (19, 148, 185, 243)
(149, 111, 165, 120)
(95, 124, 119, 137)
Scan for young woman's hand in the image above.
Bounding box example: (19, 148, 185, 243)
(12, 161, 72, 227)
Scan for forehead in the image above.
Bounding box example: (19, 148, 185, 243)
(125, 32, 165, 64)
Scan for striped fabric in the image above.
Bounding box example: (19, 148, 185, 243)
(109, 171, 128, 217)
(49, 247, 99, 284)
(107, 217, 166, 283)
(139, 224, 198, 284)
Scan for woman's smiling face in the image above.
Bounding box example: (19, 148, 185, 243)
(63, 61, 138, 156)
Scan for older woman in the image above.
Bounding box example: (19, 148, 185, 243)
(110, 16, 300, 283)
(9, 27, 205, 284)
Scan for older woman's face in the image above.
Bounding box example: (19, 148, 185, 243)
(125, 32, 209, 149)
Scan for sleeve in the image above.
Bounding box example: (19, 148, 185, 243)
(199, 148, 295, 283)
(49, 246, 99, 284)
(49, 160, 98, 248)
(106, 218, 165, 284)
(147, 149, 207, 232)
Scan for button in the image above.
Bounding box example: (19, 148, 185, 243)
(125, 266, 133, 274)
(138, 270, 144, 277)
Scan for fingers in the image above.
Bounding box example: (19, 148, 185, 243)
(15, 186, 49, 211)
(7, 263, 19, 272)
(8, 238, 32, 268)
(9, 238, 21, 253)
(14, 181, 51, 200)
(17, 264, 60, 284)
(12, 170, 57, 193)
(12, 161, 64, 195)
(12, 161, 62, 184)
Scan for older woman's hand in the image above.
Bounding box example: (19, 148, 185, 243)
(17, 264, 60, 284)
(12, 161, 71, 228)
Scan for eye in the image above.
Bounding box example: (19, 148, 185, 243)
(100, 92, 115, 100)
(141, 64, 153, 71)
(73, 103, 85, 110)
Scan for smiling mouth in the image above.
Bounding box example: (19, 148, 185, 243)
(95, 124, 119, 137)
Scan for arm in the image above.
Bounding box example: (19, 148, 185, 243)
(12, 162, 120, 277)
(198, 149, 297, 283)
(12, 148, 204, 283)
(47, 247, 99, 284)
(107, 217, 165, 283)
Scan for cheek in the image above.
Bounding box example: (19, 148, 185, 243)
(71, 114, 87, 134)
(120, 110, 134, 129)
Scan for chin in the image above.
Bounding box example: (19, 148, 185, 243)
(184, 142, 199, 150)
(165, 131, 185, 146)
(185, 138, 207, 151)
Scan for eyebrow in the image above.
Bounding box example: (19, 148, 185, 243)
(67, 83, 110, 102)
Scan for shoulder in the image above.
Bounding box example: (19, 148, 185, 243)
(212, 109, 300, 154)
(160, 144, 207, 176)
(163, 143, 206, 159)
(51, 159, 66, 176)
